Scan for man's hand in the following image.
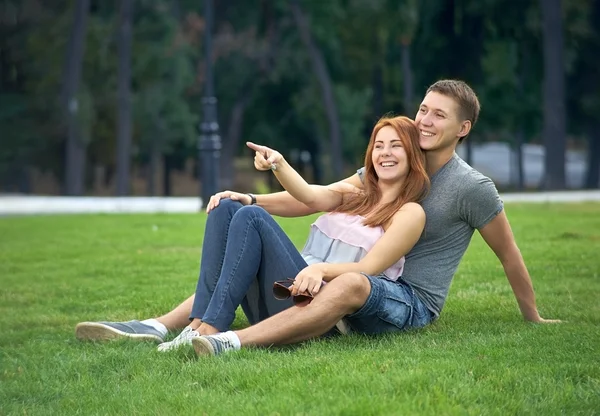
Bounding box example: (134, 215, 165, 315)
(206, 191, 252, 213)
(527, 317, 562, 324)
(247, 141, 284, 171)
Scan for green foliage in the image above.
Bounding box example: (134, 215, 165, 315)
(1, 203, 599, 413)
(0, 0, 598, 192)
(335, 84, 373, 164)
(0, 94, 37, 180)
(132, 1, 198, 161)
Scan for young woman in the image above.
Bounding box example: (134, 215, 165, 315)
(151, 115, 429, 351)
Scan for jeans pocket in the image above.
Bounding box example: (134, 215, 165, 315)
(376, 287, 413, 330)
(410, 300, 432, 328)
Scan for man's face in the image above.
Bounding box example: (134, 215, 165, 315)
(414, 92, 469, 151)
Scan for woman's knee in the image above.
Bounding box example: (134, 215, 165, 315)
(231, 204, 269, 223)
(215, 197, 243, 212)
(208, 198, 243, 221)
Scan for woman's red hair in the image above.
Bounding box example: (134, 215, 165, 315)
(335, 116, 429, 227)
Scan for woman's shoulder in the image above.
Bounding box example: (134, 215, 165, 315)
(379, 202, 425, 231)
(393, 202, 425, 220)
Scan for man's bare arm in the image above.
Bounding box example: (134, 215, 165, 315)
(478, 211, 560, 323)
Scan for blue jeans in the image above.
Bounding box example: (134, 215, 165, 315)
(190, 199, 308, 331)
(345, 274, 433, 334)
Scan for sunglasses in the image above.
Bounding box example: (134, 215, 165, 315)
(272, 278, 314, 307)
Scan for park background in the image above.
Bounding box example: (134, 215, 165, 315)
(1, 0, 599, 201)
(1, 1, 600, 415)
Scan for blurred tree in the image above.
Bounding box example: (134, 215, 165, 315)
(62, 0, 91, 195)
(1, 0, 597, 194)
(568, 0, 600, 188)
(133, 0, 197, 195)
(583, 0, 600, 188)
(540, 0, 566, 189)
(210, 0, 280, 189)
(0, 2, 39, 192)
(116, 0, 133, 195)
(290, 0, 342, 179)
(397, 0, 419, 114)
(476, 0, 542, 189)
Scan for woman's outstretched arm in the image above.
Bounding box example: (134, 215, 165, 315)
(247, 141, 359, 212)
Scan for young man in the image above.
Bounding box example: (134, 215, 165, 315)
(75, 80, 558, 347)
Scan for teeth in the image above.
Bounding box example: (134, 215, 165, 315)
(421, 131, 434, 137)
(381, 162, 396, 167)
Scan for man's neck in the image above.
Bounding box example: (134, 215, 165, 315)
(425, 146, 456, 177)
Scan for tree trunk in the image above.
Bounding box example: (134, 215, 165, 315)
(400, 41, 414, 114)
(220, 93, 252, 190)
(540, 0, 566, 189)
(512, 129, 525, 190)
(116, 0, 133, 196)
(371, 64, 383, 120)
(146, 138, 160, 196)
(514, 43, 528, 191)
(585, 123, 600, 189)
(290, 0, 343, 179)
(163, 155, 173, 196)
(62, 0, 90, 196)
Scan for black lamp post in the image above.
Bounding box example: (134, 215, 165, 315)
(198, 0, 221, 207)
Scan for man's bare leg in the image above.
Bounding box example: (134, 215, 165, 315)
(192, 273, 371, 355)
(156, 294, 195, 330)
(239, 273, 370, 346)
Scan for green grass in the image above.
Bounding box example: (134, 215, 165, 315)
(1, 203, 599, 415)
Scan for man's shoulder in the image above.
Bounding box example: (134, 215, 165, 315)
(445, 155, 495, 189)
(446, 154, 487, 177)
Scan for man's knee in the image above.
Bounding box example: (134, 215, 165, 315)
(325, 272, 371, 306)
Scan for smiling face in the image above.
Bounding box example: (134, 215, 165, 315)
(414, 91, 471, 152)
(371, 125, 409, 182)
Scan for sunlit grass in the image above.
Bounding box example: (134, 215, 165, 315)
(1, 203, 599, 415)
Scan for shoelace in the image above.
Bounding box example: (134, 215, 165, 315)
(158, 327, 199, 351)
(207, 333, 236, 353)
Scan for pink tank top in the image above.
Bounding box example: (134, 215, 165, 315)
(300, 212, 404, 280)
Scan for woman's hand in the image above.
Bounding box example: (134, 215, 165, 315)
(206, 190, 252, 213)
(292, 263, 327, 297)
(246, 141, 284, 171)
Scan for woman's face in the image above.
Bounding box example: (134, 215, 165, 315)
(371, 125, 409, 182)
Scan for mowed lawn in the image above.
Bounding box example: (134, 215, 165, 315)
(1, 203, 599, 415)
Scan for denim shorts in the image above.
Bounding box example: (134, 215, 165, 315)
(344, 273, 433, 335)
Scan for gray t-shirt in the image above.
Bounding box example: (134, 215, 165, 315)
(358, 153, 503, 317)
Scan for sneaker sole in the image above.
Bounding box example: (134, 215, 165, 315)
(192, 337, 216, 356)
(335, 318, 351, 335)
(75, 322, 163, 343)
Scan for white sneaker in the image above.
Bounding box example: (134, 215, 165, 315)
(192, 332, 240, 356)
(157, 326, 200, 352)
(335, 318, 351, 335)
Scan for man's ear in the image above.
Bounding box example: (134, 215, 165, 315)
(458, 120, 472, 138)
